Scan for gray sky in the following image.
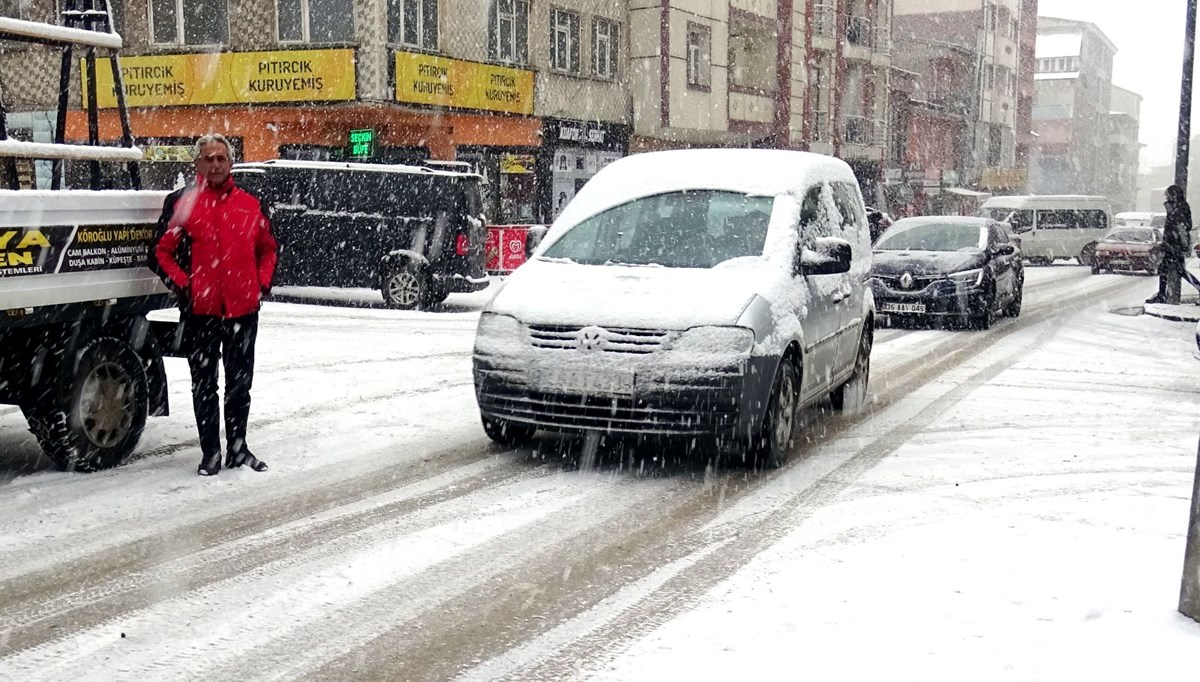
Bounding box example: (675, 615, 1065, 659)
(1037, 0, 1188, 172)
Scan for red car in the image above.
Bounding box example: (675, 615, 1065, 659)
(1091, 227, 1163, 275)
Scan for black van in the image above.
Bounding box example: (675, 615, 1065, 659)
(232, 160, 489, 309)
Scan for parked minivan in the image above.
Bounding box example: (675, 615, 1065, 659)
(232, 160, 489, 309)
(979, 195, 1112, 266)
(472, 149, 875, 468)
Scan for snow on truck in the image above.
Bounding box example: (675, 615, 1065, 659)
(0, 12, 179, 471)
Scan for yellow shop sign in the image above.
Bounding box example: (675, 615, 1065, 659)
(83, 49, 356, 108)
(393, 52, 534, 115)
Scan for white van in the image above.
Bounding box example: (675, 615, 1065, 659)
(472, 149, 875, 468)
(1115, 211, 1166, 229)
(979, 195, 1112, 265)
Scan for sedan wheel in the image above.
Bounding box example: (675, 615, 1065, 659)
(972, 286, 997, 330)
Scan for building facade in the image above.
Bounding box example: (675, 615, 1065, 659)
(3, 0, 631, 224)
(1107, 85, 1141, 212)
(629, 0, 894, 201)
(892, 0, 1029, 199)
(1029, 17, 1117, 198)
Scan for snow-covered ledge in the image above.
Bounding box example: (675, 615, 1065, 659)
(0, 16, 123, 49)
(0, 139, 143, 162)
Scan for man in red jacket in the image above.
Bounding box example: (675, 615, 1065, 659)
(155, 134, 278, 476)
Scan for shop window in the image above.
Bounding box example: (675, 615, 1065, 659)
(489, 0, 529, 66)
(1, 0, 21, 18)
(388, 0, 438, 50)
(549, 7, 580, 74)
(151, 0, 228, 45)
(686, 23, 711, 89)
(278, 0, 353, 43)
(592, 18, 618, 80)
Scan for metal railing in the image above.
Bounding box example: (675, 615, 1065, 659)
(813, 111, 832, 143)
(874, 26, 892, 54)
(813, 3, 836, 39)
(847, 16, 872, 47)
(844, 115, 873, 145)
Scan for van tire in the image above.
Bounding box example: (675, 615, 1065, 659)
(831, 325, 872, 413)
(482, 416, 536, 447)
(381, 262, 427, 310)
(26, 337, 149, 472)
(748, 358, 799, 469)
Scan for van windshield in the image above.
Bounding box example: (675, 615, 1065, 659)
(541, 190, 774, 268)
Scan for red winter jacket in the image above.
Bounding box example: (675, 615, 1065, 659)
(155, 181, 278, 319)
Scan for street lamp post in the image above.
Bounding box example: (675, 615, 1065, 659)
(1178, 0, 1200, 625)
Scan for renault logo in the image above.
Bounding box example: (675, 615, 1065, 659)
(899, 272, 915, 290)
(579, 326, 605, 352)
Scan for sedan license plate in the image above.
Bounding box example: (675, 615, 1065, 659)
(881, 302, 926, 314)
(544, 368, 635, 396)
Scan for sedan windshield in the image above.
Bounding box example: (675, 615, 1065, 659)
(875, 222, 986, 252)
(1103, 229, 1157, 244)
(541, 190, 774, 268)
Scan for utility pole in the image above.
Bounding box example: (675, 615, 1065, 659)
(1178, 0, 1200, 624)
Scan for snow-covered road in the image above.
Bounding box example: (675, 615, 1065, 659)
(0, 264, 1197, 681)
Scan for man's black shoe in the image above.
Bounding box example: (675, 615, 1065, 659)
(228, 449, 268, 472)
(198, 452, 221, 476)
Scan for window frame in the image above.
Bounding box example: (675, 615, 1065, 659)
(277, 0, 355, 44)
(489, 0, 530, 66)
(149, 0, 230, 47)
(549, 6, 581, 75)
(388, 0, 439, 51)
(686, 22, 712, 91)
(592, 16, 618, 80)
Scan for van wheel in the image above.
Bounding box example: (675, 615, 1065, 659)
(831, 326, 872, 414)
(1078, 242, 1097, 266)
(482, 415, 536, 447)
(748, 359, 799, 469)
(381, 262, 426, 310)
(25, 337, 148, 472)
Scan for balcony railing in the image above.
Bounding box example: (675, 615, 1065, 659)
(813, 4, 835, 39)
(844, 115, 873, 145)
(875, 119, 888, 148)
(847, 16, 872, 47)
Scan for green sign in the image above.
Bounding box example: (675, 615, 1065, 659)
(348, 128, 375, 158)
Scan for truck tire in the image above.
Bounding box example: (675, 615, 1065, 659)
(25, 337, 149, 472)
(381, 261, 426, 310)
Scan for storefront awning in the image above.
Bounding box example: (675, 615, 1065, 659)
(944, 187, 992, 198)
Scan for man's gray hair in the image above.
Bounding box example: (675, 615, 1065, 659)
(194, 133, 233, 160)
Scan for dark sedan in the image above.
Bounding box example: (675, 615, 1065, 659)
(871, 217, 1024, 329)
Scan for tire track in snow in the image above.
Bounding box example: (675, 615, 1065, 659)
(312, 276, 1138, 681)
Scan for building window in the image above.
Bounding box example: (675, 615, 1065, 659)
(847, 0, 871, 47)
(593, 17, 618, 80)
(151, 0, 228, 45)
(388, 0, 438, 50)
(278, 0, 353, 43)
(549, 8, 580, 74)
(1, 0, 23, 18)
(686, 23, 711, 89)
(813, 0, 835, 39)
(813, 55, 832, 142)
(489, 0, 529, 65)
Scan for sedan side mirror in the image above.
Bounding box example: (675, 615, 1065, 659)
(1008, 222, 1033, 234)
(799, 237, 852, 276)
(991, 244, 1017, 257)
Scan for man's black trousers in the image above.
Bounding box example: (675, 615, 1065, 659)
(184, 313, 259, 458)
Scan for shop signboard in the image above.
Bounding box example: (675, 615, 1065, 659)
(883, 168, 903, 186)
(142, 145, 195, 162)
(393, 52, 535, 116)
(82, 49, 356, 108)
(348, 128, 375, 159)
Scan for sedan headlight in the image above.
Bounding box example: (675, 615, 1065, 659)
(947, 268, 984, 286)
(673, 326, 755, 355)
(475, 312, 524, 351)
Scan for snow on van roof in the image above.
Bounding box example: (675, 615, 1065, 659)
(233, 159, 478, 178)
(981, 195, 1110, 209)
(553, 149, 857, 228)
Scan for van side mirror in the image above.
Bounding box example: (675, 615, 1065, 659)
(799, 237, 852, 276)
(525, 224, 549, 255)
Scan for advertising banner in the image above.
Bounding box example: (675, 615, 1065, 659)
(82, 49, 356, 108)
(0, 224, 156, 278)
(394, 51, 534, 115)
(485, 225, 532, 274)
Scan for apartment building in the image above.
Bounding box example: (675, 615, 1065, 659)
(1107, 85, 1142, 212)
(629, 0, 894, 198)
(1, 0, 630, 224)
(892, 0, 1029, 198)
(1029, 17, 1117, 198)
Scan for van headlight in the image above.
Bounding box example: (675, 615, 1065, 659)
(673, 326, 755, 355)
(475, 313, 524, 351)
(947, 268, 984, 287)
